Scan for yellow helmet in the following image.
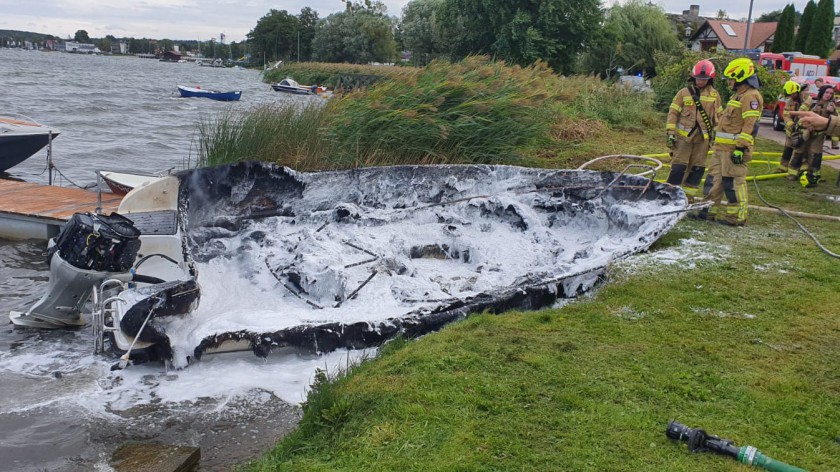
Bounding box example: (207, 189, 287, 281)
(723, 58, 756, 82)
(783, 80, 802, 96)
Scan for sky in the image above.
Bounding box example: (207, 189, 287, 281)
(0, 0, 798, 44)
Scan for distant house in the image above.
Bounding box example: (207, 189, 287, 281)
(688, 20, 777, 52)
(60, 41, 99, 54)
(111, 41, 128, 55)
(161, 51, 182, 62)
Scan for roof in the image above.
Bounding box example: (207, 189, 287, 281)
(690, 20, 777, 50)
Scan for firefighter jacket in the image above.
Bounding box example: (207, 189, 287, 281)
(807, 99, 839, 140)
(666, 85, 722, 141)
(712, 86, 763, 152)
(784, 95, 811, 130)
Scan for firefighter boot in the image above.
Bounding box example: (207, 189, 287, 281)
(777, 147, 793, 173)
(666, 164, 687, 186)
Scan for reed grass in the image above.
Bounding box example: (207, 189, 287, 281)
(263, 61, 415, 89)
(198, 57, 674, 172)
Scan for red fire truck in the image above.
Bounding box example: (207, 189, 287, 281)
(759, 52, 828, 77)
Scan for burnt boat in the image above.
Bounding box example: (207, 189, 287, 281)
(10, 162, 686, 367)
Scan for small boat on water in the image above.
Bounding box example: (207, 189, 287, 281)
(270, 78, 329, 96)
(0, 114, 60, 172)
(176, 85, 241, 101)
(99, 169, 172, 195)
(10, 162, 686, 368)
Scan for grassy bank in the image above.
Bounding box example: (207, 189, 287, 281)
(243, 157, 840, 471)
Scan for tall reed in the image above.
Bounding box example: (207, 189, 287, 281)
(197, 103, 334, 170)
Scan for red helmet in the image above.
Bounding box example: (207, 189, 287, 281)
(692, 60, 716, 80)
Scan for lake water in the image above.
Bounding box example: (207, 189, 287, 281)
(0, 49, 369, 471)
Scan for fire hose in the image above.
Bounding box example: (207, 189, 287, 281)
(666, 420, 806, 472)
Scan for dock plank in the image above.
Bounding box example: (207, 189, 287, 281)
(0, 179, 121, 221)
(0, 180, 123, 239)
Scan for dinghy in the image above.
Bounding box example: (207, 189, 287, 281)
(11, 162, 686, 367)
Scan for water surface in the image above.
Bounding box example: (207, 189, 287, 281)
(0, 49, 359, 471)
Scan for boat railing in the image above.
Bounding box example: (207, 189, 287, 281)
(92, 279, 128, 354)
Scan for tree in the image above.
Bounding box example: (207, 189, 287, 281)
(247, 9, 301, 62)
(74, 30, 90, 43)
(795, 0, 817, 52)
(400, 0, 447, 64)
(757, 9, 784, 22)
(770, 4, 796, 53)
(158, 39, 174, 53)
(437, 0, 604, 75)
(297, 7, 319, 61)
(580, 0, 680, 78)
(805, 0, 835, 57)
(312, 8, 397, 63)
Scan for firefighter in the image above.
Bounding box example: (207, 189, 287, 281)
(777, 80, 810, 174)
(788, 85, 838, 186)
(698, 58, 763, 226)
(665, 59, 722, 201)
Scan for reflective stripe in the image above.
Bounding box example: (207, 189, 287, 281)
(716, 107, 724, 114)
(677, 123, 709, 139)
(666, 123, 676, 130)
(728, 100, 741, 107)
(736, 182, 748, 222)
(716, 132, 737, 139)
(742, 111, 761, 118)
(682, 97, 695, 106)
(670, 103, 683, 112)
(738, 133, 755, 144)
(700, 96, 717, 102)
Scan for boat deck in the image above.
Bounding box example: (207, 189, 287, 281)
(0, 180, 121, 240)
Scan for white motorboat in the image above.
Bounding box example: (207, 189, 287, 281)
(0, 114, 60, 172)
(270, 77, 330, 96)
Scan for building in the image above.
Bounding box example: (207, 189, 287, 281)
(161, 51, 182, 62)
(59, 41, 99, 54)
(688, 20, 777, 52)
(111, 41, 128, 54)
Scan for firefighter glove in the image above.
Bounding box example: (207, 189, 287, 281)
(730, 147, 746, 165)
(666, 134, 677, 149)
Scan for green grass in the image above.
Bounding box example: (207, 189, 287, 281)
(241, 145, 840, 471)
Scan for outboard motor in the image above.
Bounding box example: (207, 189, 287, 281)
(10, 212, 141, 328)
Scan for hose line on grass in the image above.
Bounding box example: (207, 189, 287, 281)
(750, 177, 840, 260)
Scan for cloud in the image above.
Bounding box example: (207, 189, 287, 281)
(0, 0, 792, 42)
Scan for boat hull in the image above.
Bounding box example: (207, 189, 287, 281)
(270, 84, 313, 95)
(177, 86, 241, 101)
(0, 133, 57, 172)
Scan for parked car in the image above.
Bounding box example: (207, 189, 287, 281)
(766, 76, 840, 131)
(617, 75, 652, 93)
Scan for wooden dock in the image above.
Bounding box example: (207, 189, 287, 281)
(0, 180, 122, 240)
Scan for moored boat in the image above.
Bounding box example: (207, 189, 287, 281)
(176, 85, 241, 101)
(270, 78, 329, 96)
(99, 170, 170, 195)
(0, 114, 60, 172)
